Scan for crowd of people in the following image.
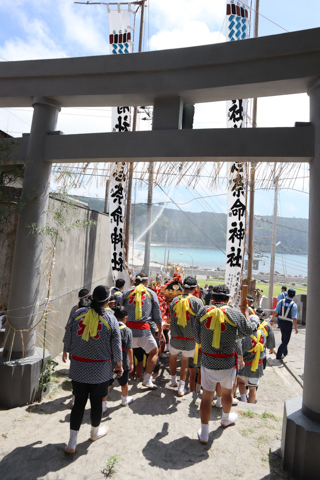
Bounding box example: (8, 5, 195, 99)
(62, 274, 298, 452)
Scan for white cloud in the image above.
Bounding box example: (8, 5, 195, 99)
(58, 1, 110, 55)
(150, 0, 225, 31)
(0, 36, 66, 62)
(150, 21, 225, 50)
(0, 6, 66, 61)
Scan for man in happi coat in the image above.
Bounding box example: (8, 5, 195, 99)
(122, 271, 162, 389)
(111, 278, 125, 306)
(169, 276, 204, 397)
(193, 284, 256, 444)
(237, 314, 275, 403)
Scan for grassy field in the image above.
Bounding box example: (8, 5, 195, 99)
(197, 278, 307, 297)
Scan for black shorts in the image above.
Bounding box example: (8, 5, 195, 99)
(109, 369, 129, 387)
(134, 347, 145, 363)
(163, 329, 169, 343)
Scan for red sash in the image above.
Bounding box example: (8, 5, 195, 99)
(126, 321, 150, 330)
(245, 359, 263, 366)
(71, 355, 108, 363)
(202, 351, 239, 369)
(173, 336, 195, 341)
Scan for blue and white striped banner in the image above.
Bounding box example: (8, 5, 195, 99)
(225, 1, 249, 304)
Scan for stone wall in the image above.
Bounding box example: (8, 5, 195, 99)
(0, 196, 113, 358)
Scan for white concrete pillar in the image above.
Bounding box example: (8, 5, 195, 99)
(4, 97, 60, 359)
(303, 79, 320, 421)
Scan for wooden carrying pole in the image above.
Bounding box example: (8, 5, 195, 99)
(241, 284, 248, 307)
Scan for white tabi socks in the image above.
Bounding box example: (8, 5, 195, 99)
(198, 423, 209, 444)
(221, 410, 238, 427)
(65, 429, 78, 453)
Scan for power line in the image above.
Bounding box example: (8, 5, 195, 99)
(155, 182, 226, 255)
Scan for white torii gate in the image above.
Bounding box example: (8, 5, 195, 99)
(1, 26, 320, 479)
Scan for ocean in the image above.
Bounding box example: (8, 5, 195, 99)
(133, 244, 308, 278)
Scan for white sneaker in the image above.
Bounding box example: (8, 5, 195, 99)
(197, 429, 208, 444)
(214, 399, 222, 408)
(232, 397, 239, 406)
(169, 381, 178, 387)
(90, 425, 109, 441)
(177, 383, 186, 397)
(221, 412, 238, 428)
(121, 396, 133, 406)
(142, 378, 157, 390)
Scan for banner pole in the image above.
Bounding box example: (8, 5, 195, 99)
(245, 0, 259, 296)
(124, 0, 146, 262)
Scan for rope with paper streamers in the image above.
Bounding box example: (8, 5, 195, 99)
(1, 247, 57, 362)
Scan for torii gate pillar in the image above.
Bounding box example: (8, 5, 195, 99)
(0, 97, 60, 409)
(281, 78, 320, 479)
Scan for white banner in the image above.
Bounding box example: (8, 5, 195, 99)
(225, 1, 249, 303)
(108, 7, 134, 286)
(109, 162, 128, 280)
(108, 8, 133, 132)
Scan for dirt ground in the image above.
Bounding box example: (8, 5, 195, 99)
(0, 343, 303, 480)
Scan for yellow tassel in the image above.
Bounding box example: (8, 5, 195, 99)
(248, 331, 264, 371)
(200, 307, 227, 349)
(75, 309, 111, 341)
(173, 295, 196, 328)
(127, 285, 152, 320)
(258, 320, 268, 337)
(193, 343, 201, 365)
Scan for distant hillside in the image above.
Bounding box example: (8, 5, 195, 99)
(71, 196, 308, 255)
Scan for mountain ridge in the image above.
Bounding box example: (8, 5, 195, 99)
(71, 196, 308, 255)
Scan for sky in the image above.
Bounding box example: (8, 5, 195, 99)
(0, 0, 316, 219)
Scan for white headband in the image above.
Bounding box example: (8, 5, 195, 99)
(136, 276, 148, 281)
(78, 293, 90, 300)
(184, 284, 197, 288)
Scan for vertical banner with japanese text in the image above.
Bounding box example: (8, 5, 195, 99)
(225, 1, 249, 303)
(108, 7, 134, 282)
(109, 163, 126, 279)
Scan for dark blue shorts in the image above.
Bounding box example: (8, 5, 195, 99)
(109, 369, 129, 387)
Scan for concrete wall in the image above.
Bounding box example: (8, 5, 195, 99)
(0, 196, 113, 358)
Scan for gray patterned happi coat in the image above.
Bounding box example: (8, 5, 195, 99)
(170, 294, 204, 351)
(193, 302, 256, 370)
(64, 307, 122, 384)
(121, 286, 162, 338)
(238, 321, 276, 379)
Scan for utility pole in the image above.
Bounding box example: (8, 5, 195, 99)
(104, 179, 110, 214)
(245, 0, 260, 298)
(124, 0, 146, 261)
(268, 177, 279, 312)
(76, 1, 147, 263)
(164, 230, 167, 272)
(143, 162, 154, 278)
